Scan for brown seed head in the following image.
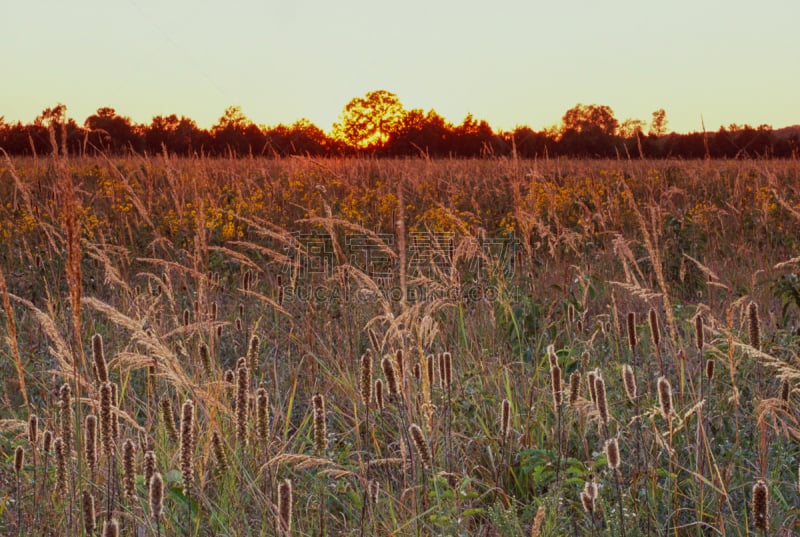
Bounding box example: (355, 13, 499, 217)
(256, 388, 270, 444)
(442, 352, 452, 388)
(211, 431, 228, 475)
(622, 364, 637, 402)
(43, 430, 53, 455)
(695, 315, 704, 351)
(580, 490, 595, 514)
(93, 333, 108, 383)
(84, 414, 97, 475)
(248, 334, 261, 372)
(278, 478, 293, 535)
(110, 382, 119, 444)
(28, 414, 38, 447)
(199, 342, 211, 373)
(312, 394, 327, 453)
(14, 445, 24, 474)
(395, 349, 404, 381)
(565, 371, 580, 405)
(143, 450, 156, 486)
(368, 479, 380, 505)
(159, 397, 177, 443)
(82, 490, 96, 534)
(648, 308, 660, 347)
(179, 399, 195, 494)
(360, 352, 373, 409)
(658, 376, 673, 419)
(54, 437, 67, 496)
(781, 378, 791, 404)
(149, 471, 164, 524)
(409, 423, 432, 469)
(375, 379, 384, 410)
(500, 398, 511, 438)
(547, 344, 557, 368)
(59, 383, 73, 456)
(749, 302, 761, 351)
(550, 364, 563, 408)
(381, 357, 399, 397)
(580, 351, 590, 371)
(627, 312, 637, 351)
(235, 365, 249, 445)
(605, 437, 620, 470)
(587, 370, 598, 404)
(752, 479, 768, 530)
(100, 382, 114, 456)
(122, 439, 136, 498)
(595, 374, 609, 427)
(705, 359, 715, 381)
(102, 518, 119, 537)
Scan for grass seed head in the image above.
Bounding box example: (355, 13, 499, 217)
(278, 478, 293, 535)
(409, 423, 432, 469)
(122, 439, 136, 498)
(695, 315, 704, 351)
(92, 333, 108, 383)
(360, 351, 373, 408)
(627, 311, 637, 351)
(648, 308, 660, 347)
(500, 398, 511, 438)
(84, 414, 97, 475)
(568, 371, 581, 405)
(82, 490, 96, 535)
(605, 437, 620, 470)
(594, 373, 609, 427)
(312, 393, 327, 453)
(658, 376, 673, 420)
(622, 364, 637, 402)
(149, 471, 164, 524)
(749, 302, 761, 351)
(752, 479, 768, 530)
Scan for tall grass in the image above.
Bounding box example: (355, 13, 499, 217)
(1, 155, 800, 535)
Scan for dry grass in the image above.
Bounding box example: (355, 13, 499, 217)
(1, 155, 800, 535)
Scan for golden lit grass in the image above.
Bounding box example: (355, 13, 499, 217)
(0, 155, 799, 535)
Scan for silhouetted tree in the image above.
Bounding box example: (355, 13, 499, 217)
(649, 109, 668, 137)
(387, 109, 452, 156)
(85, 107, 141, 154)
(332, 90, 406, 150)
(558, 103, 620, 156)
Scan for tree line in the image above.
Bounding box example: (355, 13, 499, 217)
(1, 92, 797, 158)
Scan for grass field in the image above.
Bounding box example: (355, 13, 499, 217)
(1, 154, 800, 536)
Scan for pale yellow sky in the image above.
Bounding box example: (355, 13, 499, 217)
(1, 0, 798, 133)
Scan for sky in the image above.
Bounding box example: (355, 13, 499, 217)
(2, 0, 799, 134)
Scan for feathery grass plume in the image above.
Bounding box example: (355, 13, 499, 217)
(648, 308, 660, 347)
(54, 437, 67, 496)
(82, 490, 96, 535)
(211, 431, 228, 475)
(706, 359, 715, 380)
(587, 370, 598, 404)
(442, 351, 452, 388)
(159, 397, 178, 443)
(256, 387, 270, 444)
(752, 479, 768, 530)
(14, 445, 24, 474)
(409, 423, 432, 469)
(622, 365, 637, 402)
(122, 439, 136, 499)
(102, 518, 119, 537)
(360, 351, 373, 408)
(199, 342, 211, 373)
(84, 414, 97, 476)
(368, 479, 380, 505)
(179, 399, 195, 494)
(605, 437, 620, 470)
(749, 302, 761, 351)
(143, 450, 156, 486)
(375, 379, 384, 411)
(550, 363, 563, 408)
(594, 374, 609, 427)
(247, 334, 260, 372)
(531, 504, 546, 537)
(500, 398, 511, 438)
(312, 394, 327, 453)
(277, 478, 293, 536)
(235, 364, 249, 445)
(183, 308, 190, 327)
(381, 356, 399, 397)
(695, 315, 704, 351)
(568, 371, 581, 405)
(59, 383, 73, 456)
(93, 333, 108, 383)
(149, 470, 164, 525)
(657, 376, 673, 419)
(627, 311, 637, 351)
(100, 382, 115, 456)
(110, 382, 120, 444)
(780, 378, 791, 405)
